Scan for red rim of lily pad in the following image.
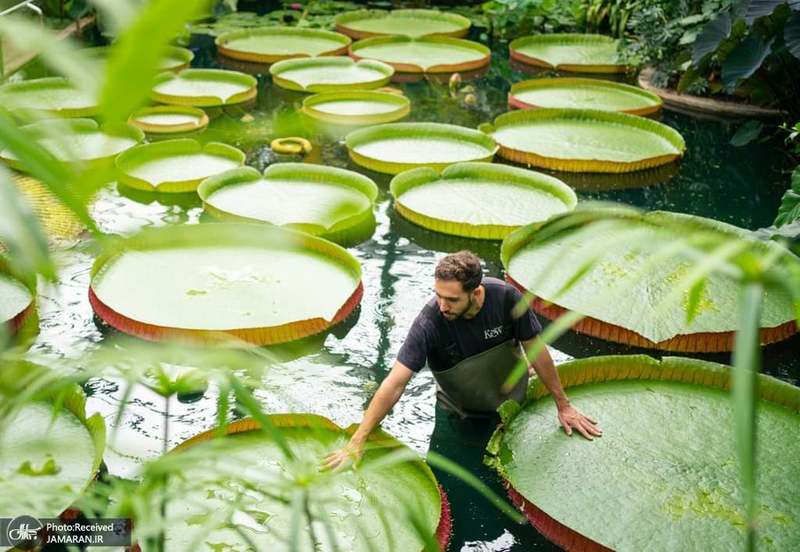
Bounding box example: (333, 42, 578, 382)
(506, 273, 797, 352)
(89, 223, 364, 346)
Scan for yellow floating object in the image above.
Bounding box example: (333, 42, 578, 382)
(271, 137, 313, 155)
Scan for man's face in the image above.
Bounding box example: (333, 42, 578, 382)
(434, 279, 474, 320)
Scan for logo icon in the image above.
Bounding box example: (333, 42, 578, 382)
(6, 515, 43, 549)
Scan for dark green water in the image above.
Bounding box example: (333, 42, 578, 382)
(29, 32, 799, 551)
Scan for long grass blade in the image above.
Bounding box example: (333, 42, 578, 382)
(98, 0, 211, 123)
(731, 282, 762, 552)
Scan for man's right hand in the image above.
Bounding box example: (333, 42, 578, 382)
(320, 361, 414, 472)
(321, 439, 364, 471)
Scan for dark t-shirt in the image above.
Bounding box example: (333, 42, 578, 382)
(397, 277, 542, 372)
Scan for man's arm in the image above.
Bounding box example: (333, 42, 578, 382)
(322, 361, 415, 470)
(522, 336, 603, 441)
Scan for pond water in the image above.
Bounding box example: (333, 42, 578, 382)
(27, 31, 800, 551)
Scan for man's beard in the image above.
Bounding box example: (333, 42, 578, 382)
(445, 294, 474, 320)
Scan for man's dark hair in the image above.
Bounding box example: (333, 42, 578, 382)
(435, 251, 483, 292)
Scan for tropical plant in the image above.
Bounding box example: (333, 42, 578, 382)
(688, 0, 800, 115)
(575, 0, 640, 38)
(38, 0, 92, 20)
(618, 0, 732, 89)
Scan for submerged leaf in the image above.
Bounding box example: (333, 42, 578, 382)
(729, 120, 763, 147)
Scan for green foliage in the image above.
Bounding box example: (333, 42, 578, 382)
(476, 0, 579, 40)
(729, 119, 763, 146)
(774, 166, 800, 226)
(687, 1, 800, 112)
(620, 0, 730, 88)
(38, 0, 91, 20)
(575, 0, 640, 38)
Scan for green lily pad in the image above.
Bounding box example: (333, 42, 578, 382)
(509, 78, 662, 115)
(391, 162, 576, 240)
(335, 9, 471, 39)
(486, 355, 800, 551)
(216, 27, 351, 64)
(501, 208, 799, 350)
(269, 57, 394, 93)
(482, 108, 685, 173)
(115, 139, 245, 193)
(199, 163, 378, 244)
(0, 363, 105, 520)
(349, 35, 491, 74)
(0, 118, 143, 171)
(152, 69, 258, 107)
(0, 77, 97, 117)
(163, 414, 448, 551)
(302, 90, 411, 126)
(160, 46, 195, 71)
(89, 223, 363, 345)
(128, 106, 210, 135)
(346, 122, 497, 175)
(509, 34, 627, 73)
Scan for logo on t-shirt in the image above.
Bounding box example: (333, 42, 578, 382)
(484, 325, 503, 340)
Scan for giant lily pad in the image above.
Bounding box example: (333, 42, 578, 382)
(159, 46, 195, 72)
(152, 69, 257, 107)
(0, 118, 143, 171)
(215, 27, 351, 64)
(391, 162, 576, 240)
(335, 9, 471, 39)
(0, 77, 97, 118)
(269, 57, 394, 93)
(0, 363, 105, 520)
(509, 34, 626, 73)
(115, 139, 245, 193)
(509, 78, 662, 116)
(199, 163, 378, 244)
(481, 108, 684, 173)
(346, 122, 497, 175)
(89, 223, 363, 345)
(302, 90, 410, 126)
(349, 35, 491, 74)
(485, 355, 800, 551)
(0, 269, 34, 335)
(128, 105, 210, 135)
(163, 414, 451, 551)
(502, 208, 799, 351)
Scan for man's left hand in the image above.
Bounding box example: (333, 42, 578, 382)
(557, 403, 602, 440)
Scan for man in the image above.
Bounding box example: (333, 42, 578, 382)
(324, 250, 601, 470)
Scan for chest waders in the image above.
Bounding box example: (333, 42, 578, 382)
(432, 339, 528, 419)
